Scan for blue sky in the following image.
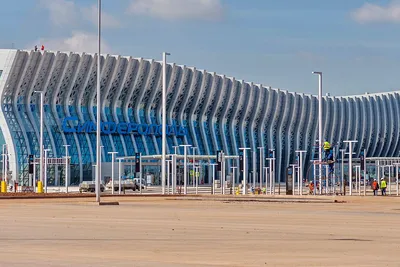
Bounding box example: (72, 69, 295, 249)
(0, 0, 400, 96)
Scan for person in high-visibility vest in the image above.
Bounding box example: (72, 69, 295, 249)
(323, 141, 331, 162)
(380, 178, 387, 196)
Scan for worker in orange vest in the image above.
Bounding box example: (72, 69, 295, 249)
(309, 181, 314, 194)
(371, 179, 379, 196)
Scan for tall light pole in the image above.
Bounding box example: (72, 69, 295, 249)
(180, 144, 191, 194)
(63, 144, 70, 193)
(108, 151, 118, 195)
(34, 91, 44, 185)
(263, 166, 269, 195)
(191, 147, 197, 187)
(312, 71, 323, 195)
(257, 147, 264, 189)
(95, 0, 102, 203)
(239, 147, 251, 195)
(44, 148, 51, 193)
(161, 52, 171, 196)
(344, 140, 357, 196)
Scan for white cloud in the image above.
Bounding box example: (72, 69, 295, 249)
(39, 0, 78, 26)
(30, 31, 112, 54)
(352, 1, 400, 23)
(39, 0, 120, 28)
(127, 0, 223, 21)
(82, 5, 121, 28)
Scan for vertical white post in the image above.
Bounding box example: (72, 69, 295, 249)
(118, 159, 122, 195)
(2, 145, 5, 183)
(344, 141, 357, 196)
(139, 153, 142, 194)
(63, 145, 70, 193)
(33, 159, 36, 192)
(211, 163, 217, 195)
(34, 91, 44, 185)
(272, 150, 276, 194)
(161, 52, 170, 195)
(231, 166, 237, 195)
(340, 149, 345, 195)
(267, 158, 273, 195)
(95, 0, 102, 203)
(191, 147, 196, 188)
(108, 152, 117, 195)
(44, 149, 49, 193)
(388, 165, 391, 196)
(358, 166, 361, 196)
(363, 150, 366, 196)
(397, 163, 399, 197)
(296, 150, 306, 196)
(290, 164, 296, 196)
(180, 145, 191, 194)
(258, 147, 264, 189)
(252, 151, 256, 189)
(239, 148, 250, 195)
(166, 159, 171, 194)
(263, 167, 268, 195)
(195, 166, 199, 194)
(313, 71, 323, 195)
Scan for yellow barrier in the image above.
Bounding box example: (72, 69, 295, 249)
(1, 181, 7, 193)
(37, 181, 43, 193)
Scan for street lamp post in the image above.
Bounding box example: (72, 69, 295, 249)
(180, 144, 191, 194)
(295, 150, 307, 196)
(257, 147, 264, 189)
(344, 140, 357, 196)
(95, 0, 102, 203)
(108, 151, 118, 195)
(162, 52, 171, 196)
(312, 71, 323, 196)
(34, 91, 44, 186)
(239, 148, 251, 195)
(44, 148, 51, 193)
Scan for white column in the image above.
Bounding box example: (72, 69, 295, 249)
(231, 166, 237, 195)
(340, 149, 345, 195)
(166, 159, 171, 194)
(63, 145, 70, 193)
(34, 91, 44, 185)
(344, 141, 357, 196)
(264, 167, 268, 195)
(394, 163, 400, 197)
(180, 145, 191, 194)
(239, 148, 251, 195)
(211, 163, 217, 194)
(312, 72, 323, 195)
(44, 149, 50, 193)
(108, 152, 117, 195)
(296, 150, 306, 196)
(388, 165, 392, 196)
(290, 164, 296, 195)
(258, 147, 264, 189)
(95, 0, 102, 203)
(139, 153, 142, 194)
(162, 52, 170, 195)
(118, 159, 122, 195)
(191, 147, 197, 188)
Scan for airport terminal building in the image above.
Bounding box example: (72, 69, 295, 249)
(0, 49, 399, 185)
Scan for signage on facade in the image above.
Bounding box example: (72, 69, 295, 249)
(62, 117, 187, 136)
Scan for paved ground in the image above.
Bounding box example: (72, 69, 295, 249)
(0, 196, 399, 267)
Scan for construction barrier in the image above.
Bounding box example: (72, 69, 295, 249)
(1, 181, 7, 193)
(37, 181, 43, 193)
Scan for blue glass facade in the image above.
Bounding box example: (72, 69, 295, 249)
(1, 49, 400, 185)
